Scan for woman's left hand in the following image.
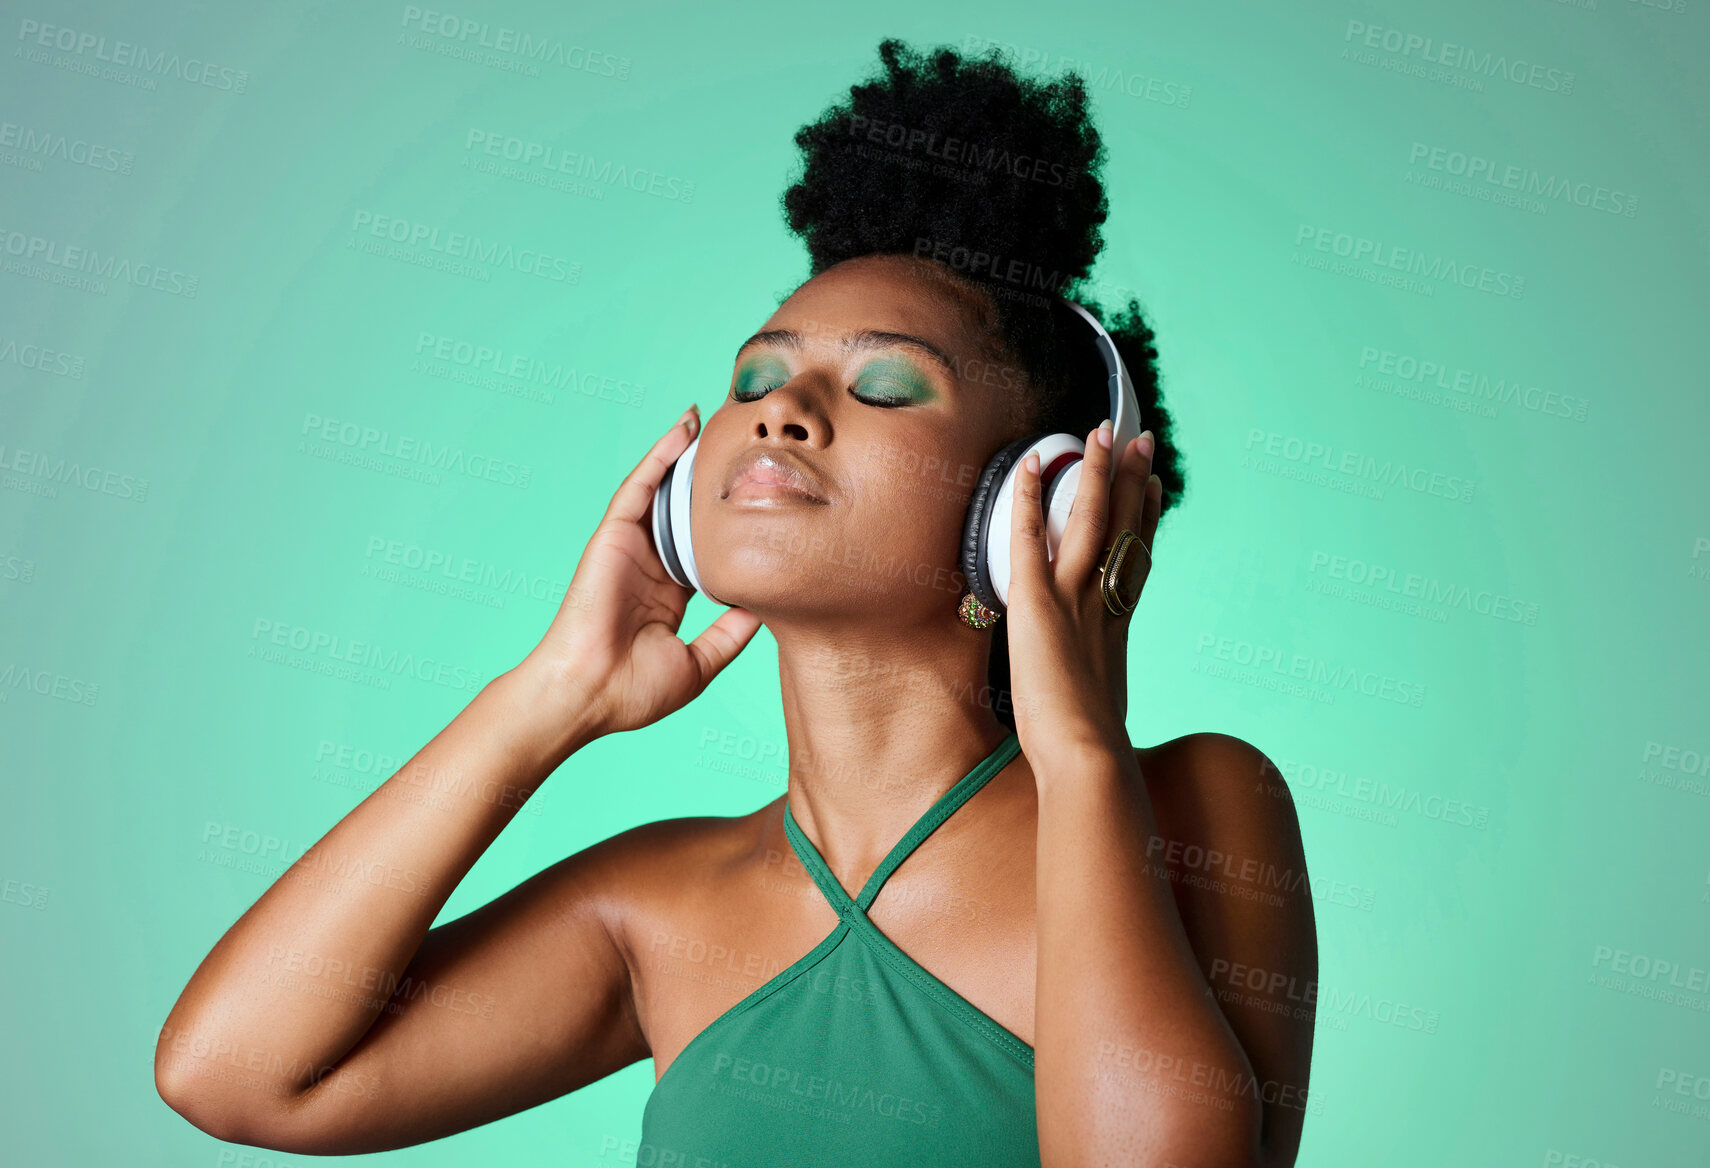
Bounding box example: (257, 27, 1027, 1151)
(1003, 422, 1161, 773)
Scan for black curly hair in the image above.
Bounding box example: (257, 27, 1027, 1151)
(777, 37, 1186, 730)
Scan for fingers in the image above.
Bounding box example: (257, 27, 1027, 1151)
(1107, 429, 1155, 545)
(1140, 464, 1162, 568)
(1120, 432, 1160, 602)
(1056, 420, 1115, 582)
(603, 404, 700, 528)
(685, 606, 764, 694)
(1009, 448, 1049, 601)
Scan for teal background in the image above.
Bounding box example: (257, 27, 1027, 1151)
(4, 1, 1708, 1164)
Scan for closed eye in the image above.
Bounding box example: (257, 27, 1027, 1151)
(853, 388, 918, 408)
(730, 368, 934, 408)
(732, 380, 919, 407)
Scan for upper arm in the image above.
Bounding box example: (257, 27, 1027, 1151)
(1141, 733, 1319, 1167)
(225, 836, 652, 1155)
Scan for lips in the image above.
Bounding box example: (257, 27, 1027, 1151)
(723, 448, 830, 503)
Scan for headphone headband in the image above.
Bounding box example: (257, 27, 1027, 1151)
(1057, 297, 1142, 457)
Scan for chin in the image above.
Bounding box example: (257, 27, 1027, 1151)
(707, 559, 949, 628)
(703, 560, 836, 614)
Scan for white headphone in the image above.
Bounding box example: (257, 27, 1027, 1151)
(648, 296, 1141, 613)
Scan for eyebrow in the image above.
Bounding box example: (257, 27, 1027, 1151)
(733, 327, 960, 386)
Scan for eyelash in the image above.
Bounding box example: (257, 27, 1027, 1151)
(732, 377, 915, 408)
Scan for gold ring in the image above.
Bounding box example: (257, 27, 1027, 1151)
(1097, 528, 1149, 617)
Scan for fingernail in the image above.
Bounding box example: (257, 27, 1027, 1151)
(1095, 418, 1113, 450)
(1024, 452, 1040, 473)
(1138, 429, 1155, 456)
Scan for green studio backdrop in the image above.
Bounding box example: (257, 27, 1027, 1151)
(3, 0, 1707, 1164)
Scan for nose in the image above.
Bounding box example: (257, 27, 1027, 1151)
(751, 377, 830, 447)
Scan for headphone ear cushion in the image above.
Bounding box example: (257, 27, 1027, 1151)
(960, 431, 1052, 613)
(651, 434, 701, 592)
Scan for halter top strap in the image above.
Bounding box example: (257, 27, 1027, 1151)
(783, 730, 1021, 917)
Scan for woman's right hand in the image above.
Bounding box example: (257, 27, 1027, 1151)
(517, 404, 763, 740)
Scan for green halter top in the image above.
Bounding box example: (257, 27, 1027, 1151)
(638, 729, 1038, 1166)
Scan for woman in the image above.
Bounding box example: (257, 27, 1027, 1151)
(156, 38, 1317, 1166)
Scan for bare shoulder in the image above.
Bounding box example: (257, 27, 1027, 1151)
(1131, 732, 1319, 1159)
(1135, 731, 1304, 864)
(556, 799, 786, 990)
(556, 798, 816, 1062)
(565, 800, 779, 937)
(1126, 729, 1315, 945)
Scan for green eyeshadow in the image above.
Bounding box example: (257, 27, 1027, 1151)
(853, 357, 935, 404)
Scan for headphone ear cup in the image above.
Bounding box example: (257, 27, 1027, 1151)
(650, 433, 698, 591)
(960, 431, 1052, 614)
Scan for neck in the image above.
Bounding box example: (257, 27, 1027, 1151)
(769, 616, 1017, 891)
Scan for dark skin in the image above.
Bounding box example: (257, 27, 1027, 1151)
(155, 254, 1317, 1165)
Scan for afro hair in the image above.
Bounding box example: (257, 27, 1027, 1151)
(780, 36, 1186, 514)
